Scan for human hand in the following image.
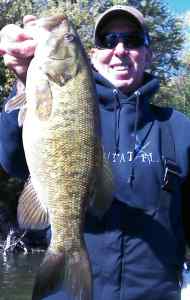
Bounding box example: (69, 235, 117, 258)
(0, 15, 38, 84)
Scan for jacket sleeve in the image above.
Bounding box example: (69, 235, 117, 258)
(0, 86, 29, 179)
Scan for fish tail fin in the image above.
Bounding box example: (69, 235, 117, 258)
(32, 245, 92, 300)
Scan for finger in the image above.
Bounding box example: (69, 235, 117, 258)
(2, 39, 36, 58)
(0, 24, 24, 42)
(3, 53, 31, 81)
(1, 24, 36, 48)
(23, 15, 38, 26)
(3, 53, 29, 67)
(0, 48, 6, 56)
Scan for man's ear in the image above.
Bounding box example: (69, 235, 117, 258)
(89, 48, 99, 68)
(145, 47, 152, 70)
(89, 48, 98, 59)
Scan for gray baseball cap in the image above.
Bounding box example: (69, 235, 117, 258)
(94, 5, 150, 47)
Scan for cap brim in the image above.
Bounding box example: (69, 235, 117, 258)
(94, 5, 148, 46)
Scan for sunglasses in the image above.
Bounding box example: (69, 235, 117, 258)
(97, 32, 149, 49)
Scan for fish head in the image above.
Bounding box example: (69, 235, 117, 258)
(35, 15, 85, 86)
(25, 15, 92, 121)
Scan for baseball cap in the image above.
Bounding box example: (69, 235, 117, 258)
(94, 5, 150, 47)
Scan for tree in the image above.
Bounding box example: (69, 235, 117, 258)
(153, 74, 190, 116)
(153, 9, 190, 114)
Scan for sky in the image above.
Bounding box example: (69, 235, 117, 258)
(166, 0, 190, 14)
(166, 0, 190, 31)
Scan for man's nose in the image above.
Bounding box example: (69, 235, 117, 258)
(113, 42, 128, 57)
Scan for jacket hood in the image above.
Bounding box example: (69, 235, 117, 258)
(93, 70, 160, 178)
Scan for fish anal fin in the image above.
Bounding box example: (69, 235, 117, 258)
(17, 177, 50, 230)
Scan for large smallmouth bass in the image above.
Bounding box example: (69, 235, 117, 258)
(6, 15, 113, 300)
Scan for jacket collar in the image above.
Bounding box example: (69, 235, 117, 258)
(93, 70, 160, 110)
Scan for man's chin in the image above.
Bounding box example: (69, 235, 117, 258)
(110, 78, 134, 93)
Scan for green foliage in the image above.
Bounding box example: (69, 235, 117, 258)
(0, 166, 24, 225)
(154, 72, 190, 116)
(0, 58, 6, 100)
(0, 59, 15, 107)
(42, 0, 115, 49)
(129, 0, 184, 81)
(0, 0, 35, 28)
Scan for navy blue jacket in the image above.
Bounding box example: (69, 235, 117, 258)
(1, 73, 190, 300)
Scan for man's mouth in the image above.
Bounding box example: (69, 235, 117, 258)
(111, 65, 129, 71)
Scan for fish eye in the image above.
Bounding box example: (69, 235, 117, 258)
(63, 33, 75, 42)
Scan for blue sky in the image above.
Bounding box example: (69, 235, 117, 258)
(165, 0, 190, 52)
(166, 0, 190, 13)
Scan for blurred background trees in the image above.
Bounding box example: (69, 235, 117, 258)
(0, 0, 189, 115)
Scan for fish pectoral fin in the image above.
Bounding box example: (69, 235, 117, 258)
(18, 106, 27, 127)
(34, 78, 53, 121)
(4, 93, 27, 127)
(5, 93, 26, 112)
(88, 157, 114, 219)
(17, 177, 50, 231)
(32, 247, 92, 300)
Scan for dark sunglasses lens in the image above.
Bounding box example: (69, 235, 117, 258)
(124, 35, 145, 48)
(99, 33, 145, 49)
(104, 33, 118, 48)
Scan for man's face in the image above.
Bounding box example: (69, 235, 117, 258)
(91, 17, 152, 94)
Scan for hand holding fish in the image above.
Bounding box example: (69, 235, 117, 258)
(0, 15, 37, 83)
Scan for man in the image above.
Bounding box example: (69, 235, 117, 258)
(0, 5, 190, 300)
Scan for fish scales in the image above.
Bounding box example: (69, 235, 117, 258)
(24, 70, 99, 251)
(21, 15, 101, 300)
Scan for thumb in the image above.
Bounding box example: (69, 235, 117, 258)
(0, 48, 6, 56)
